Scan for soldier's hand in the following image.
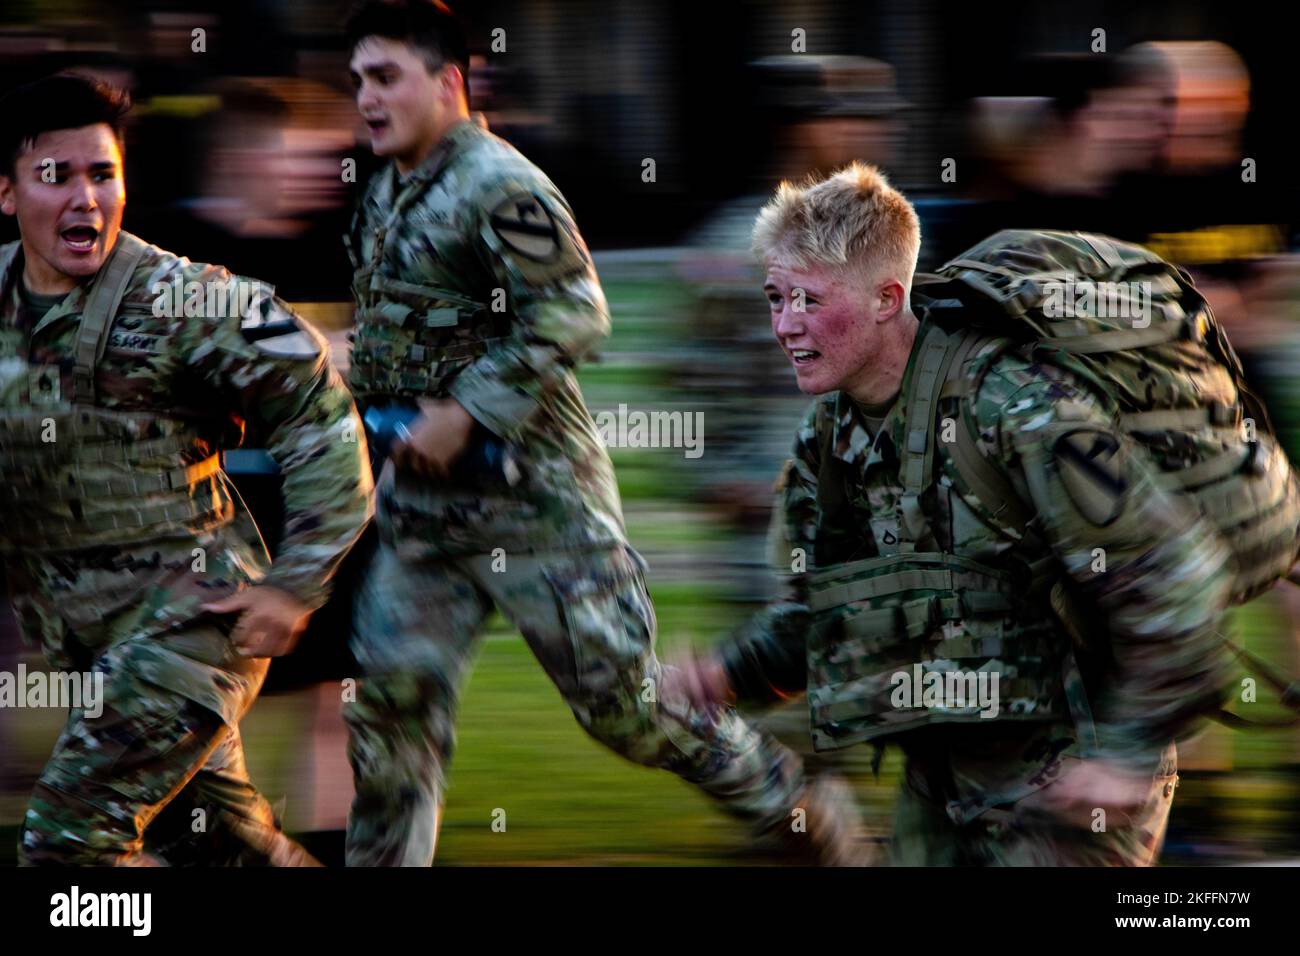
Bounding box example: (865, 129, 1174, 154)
(201, 585, 313, 658)
(662, 650, 736, 714)
(391, 398, 477, 478)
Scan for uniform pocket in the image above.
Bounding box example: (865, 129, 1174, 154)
(45, 645, 225, 815)
(540, 548, 654, 700)
(101, 698, 222, 808)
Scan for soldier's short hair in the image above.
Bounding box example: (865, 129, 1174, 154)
(752, 162, 922, 293)
(345, 0, 470, 97)
(0, 73, 131, 178)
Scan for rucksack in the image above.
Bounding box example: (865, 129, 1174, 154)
(906, 229, 1300, 724)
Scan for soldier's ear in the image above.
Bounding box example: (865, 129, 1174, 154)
(875, 278, 906, 321)
(439, 63, 466, 104)
(0, 174, 15, 217)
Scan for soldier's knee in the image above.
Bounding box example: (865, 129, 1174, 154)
(343, 671, 450, 724)
(571, 693, 706, 774)
(578, 712, 657, 766)
(343, 674, 457, 794)
(19, 784, 137, 866)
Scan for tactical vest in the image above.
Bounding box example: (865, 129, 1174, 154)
(344, 146, 510, 406)
(803, 230, 1300, 750)
(805, 344, 1076, 752)
(0, 234, 229, 553)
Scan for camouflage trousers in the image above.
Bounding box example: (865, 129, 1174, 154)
(889, 743, 1179, 866)
(344, 541, 806, 866)
(20, 617, 316, 866)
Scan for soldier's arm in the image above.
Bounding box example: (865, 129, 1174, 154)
(178, 270, 374, 611)
(978, 360, 1236, 770)
(715, 408, 822, 706)
(447, 174, 610, 439)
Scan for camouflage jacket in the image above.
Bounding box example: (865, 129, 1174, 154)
(0, 238, 373, 668)
(347, 117, 625, 558)
(721, 319, 1237, 783)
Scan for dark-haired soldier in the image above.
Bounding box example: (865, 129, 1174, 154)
(0, 74, 373, 865)
(340, 1, 867, 865)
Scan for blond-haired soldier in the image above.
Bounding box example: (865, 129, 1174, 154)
(670, 162, 1253, 866)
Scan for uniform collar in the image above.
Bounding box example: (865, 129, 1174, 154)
(0, 242, 85, 334)
(828, 392, 880, 469)
(400, 116, 486, 186)
(830, 320, 928, 470)
(368, 116, 487, 225)
(31, 284, 86, 335)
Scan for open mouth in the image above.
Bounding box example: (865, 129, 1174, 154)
(60, 226, 99, 253)
(790, 348, 821, 367)
(365, 118, 389, 135)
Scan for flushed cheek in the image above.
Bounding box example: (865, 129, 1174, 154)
(810, 308, 863, 351)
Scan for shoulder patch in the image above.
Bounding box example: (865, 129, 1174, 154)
(484, 188, 590, 286)
(1053, 428, 1127, 526)
(489, 192, 563, 262)
(240, 290, 323, 360)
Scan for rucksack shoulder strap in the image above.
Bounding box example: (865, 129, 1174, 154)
(0, 241, 20, 282)
(897, 321, 966, 552)
(0, 241, 21, 310)
(940, 334, 1037, 540)
(73, 232, 150, 403)
(814, 394, 876, 563)
(815, 396, 843, 514)
(939, 333, 1101, 598)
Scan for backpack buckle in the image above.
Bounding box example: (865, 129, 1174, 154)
(1209, 402, 1238, 427)
(1246, 439, 1268, 476)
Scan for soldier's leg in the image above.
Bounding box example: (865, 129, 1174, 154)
(344, 540, 492, 867)
(888, 761, 968, 866)
(474, 546, 867, 863)
(146, 726, 320, 866)
(19, 622, 273, 866)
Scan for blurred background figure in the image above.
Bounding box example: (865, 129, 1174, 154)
(138, 76, 370, 852)
(1156, 40, 1250, 174)
(932, 52, 1173, 261)
(679, 54, 905, 600)
(1118, 43, 1300, 857)
(675, 56, 904, 800)
(134, 77, 358, 302)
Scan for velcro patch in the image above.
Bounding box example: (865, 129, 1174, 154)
(1053, 428, 1127, 526)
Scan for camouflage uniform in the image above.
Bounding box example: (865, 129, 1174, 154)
(343, 117, 835, 866)
(719, 310, 1240, 865)
(0, 235, 373, 865)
